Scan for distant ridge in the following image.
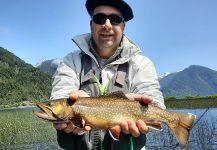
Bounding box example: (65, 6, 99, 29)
(160, 65, 217, 98)
(0, 47, 52, 105)
(159, 72, 178, 89)
(36, 59, 61, 76)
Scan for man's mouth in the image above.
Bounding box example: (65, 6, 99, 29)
(100, 33, 113, 40)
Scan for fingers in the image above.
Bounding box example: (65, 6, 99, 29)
(127, 120, 140, 137)
(120, 119, 150, 137)
(136, 120, 149, 134)
(70, 126, 83, 134)
(125, 93, 141, 101)
(120, 121, 129, 134)
(53, 122, 68, 130)
(140, 95, 153, 104)
(125, 93, 153, 104)
(53, 122, 87, 134)
(84, 125, 91, 131)
(69, 90, 90, 101)
(63, 122, 77, 133)
(69, 94, 79, 101)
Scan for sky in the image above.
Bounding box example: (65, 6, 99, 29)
(0, 0, 217, 75)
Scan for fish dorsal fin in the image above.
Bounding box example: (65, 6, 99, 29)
(108, 125, 121, 141)
(107, 91, 128, 99)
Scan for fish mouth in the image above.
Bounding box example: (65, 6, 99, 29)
(33, 103, 58, 121)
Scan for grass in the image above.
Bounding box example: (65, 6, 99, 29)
(165, 98, 217, 108)
(0, 110, 61, 150)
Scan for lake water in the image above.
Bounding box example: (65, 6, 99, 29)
(0, 106, 37, 112)
(1, 108, 216, 150)
(146, 108, 217, 150)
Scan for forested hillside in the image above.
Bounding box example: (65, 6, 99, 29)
(0, 47, 52, 106)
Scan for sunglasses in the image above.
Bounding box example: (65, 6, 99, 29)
(92, 13, 124, 25)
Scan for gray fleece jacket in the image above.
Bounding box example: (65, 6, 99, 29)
(50, 33, 165, 150)
(51, 33, 165, 109)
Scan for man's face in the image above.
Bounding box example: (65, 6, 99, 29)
(90, 5, 125, 58)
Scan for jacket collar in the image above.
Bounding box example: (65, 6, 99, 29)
(72, 33, 141, 64)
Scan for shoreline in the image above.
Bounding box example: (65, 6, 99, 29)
(0, 105, 36, 111)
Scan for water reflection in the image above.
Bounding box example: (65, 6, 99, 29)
(146, 108, 217, 150)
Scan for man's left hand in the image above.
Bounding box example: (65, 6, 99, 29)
(119, 93, 156, 137)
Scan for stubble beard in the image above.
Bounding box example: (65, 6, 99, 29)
(100, 40, 114, 51)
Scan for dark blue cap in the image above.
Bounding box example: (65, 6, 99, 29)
(85, 0, 134, 21)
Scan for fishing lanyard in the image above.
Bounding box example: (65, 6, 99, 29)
(191, 107, 210, 129)
(130, 137, 134, 150)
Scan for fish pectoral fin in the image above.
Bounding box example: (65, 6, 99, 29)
(71, 116, 83, 128)
(109, 125, 121, 141)
(147, 125, 163, 131)
(145, 119, 162, 131)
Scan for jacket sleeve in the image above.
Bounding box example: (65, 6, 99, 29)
(50, 52, 81, 100)
(50, 52, 86, 149)
(130, 55, 166, 109)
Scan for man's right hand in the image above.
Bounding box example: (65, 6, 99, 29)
(53, 90, 91, 134)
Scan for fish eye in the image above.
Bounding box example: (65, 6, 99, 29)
(47, 101, 55, 107)
(47, 102, 52, 107)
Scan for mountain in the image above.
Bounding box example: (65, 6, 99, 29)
(158, 72, 178, 89)
(160, 65, 217, 98)
(158, 72, 173, 80)
(36, 59, 61, 76)
(0, 47, 52, 105)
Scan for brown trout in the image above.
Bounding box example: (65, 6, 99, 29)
(33, 91, 196, 146)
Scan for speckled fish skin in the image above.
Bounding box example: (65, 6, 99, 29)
(33, 92, 196, 147)
(72, 96, 177, 128)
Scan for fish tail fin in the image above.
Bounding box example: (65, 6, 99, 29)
(168, 112, 196, 147)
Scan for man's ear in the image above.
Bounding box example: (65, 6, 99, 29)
(90, 20, 93, 32)
(122, 22, 125, 31)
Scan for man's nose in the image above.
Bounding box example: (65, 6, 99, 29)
(103, 19, 112, 30)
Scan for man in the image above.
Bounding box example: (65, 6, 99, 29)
(51, 0, 165, 149)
